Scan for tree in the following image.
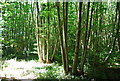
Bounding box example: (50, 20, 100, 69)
(72, 2, 83, 75)
(104, 2, 120, 62)
(46, 1, 50, 63)
(36, 2, 43, 63)
(80, 2, 90, 74)
(63, 1, 69, 73)
(56, 1, 69, 74)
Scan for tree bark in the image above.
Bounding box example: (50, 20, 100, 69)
(80, 2, 90, 74)
(117, 2, 120, 52)
(72, 2, 83, 74)
(36, 2, 43, 63)
(56, 2, 67, 74)
(63, 1, 69, 74)
(46, 1, 50, 63)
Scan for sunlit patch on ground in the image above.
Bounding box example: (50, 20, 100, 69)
(0, 59, 81, 80)
(0, 59, 53, 79)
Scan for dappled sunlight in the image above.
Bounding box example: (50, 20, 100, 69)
(0, 59, 53, 79)
(1, 59, 76, 79)
(1, 1, 120, 80)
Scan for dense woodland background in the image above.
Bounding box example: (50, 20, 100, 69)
(0, 1, 120, 80)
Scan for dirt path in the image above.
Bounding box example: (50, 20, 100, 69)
(0, 59, 52, 79)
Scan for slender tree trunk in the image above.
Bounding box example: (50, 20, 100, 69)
(88, 2, 94, 46)
(36, 2, 43, 63)
(25, 2, 29, 57)
(51, 40, 58, 61)
(117, 2, 120, 52)
(72, 2, 83, 74)
(46, 1, 50, 63)
(51, 13, 59, 62)
(63, 1, 69, 74)
(104, 2, 120, 62)
(65, 1, 69, 73)
(87, 2, 94, 66)
(40, 17, 45, 62)
(80, 2, 90, 74)
(56, 2, 67, 73)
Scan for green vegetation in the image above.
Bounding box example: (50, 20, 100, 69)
(0, 1, 120, 80)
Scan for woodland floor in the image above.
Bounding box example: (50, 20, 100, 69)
(1, 59, 120, 81)
(0, 59, 55, 79)
(0, 59, 79, 80)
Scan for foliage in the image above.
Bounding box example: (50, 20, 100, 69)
(1, 1, 120, 80)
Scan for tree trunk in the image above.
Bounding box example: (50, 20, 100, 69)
(51, 40, 58, 61)
(80, 2, 90, 74)
(36, 2, 43, 63)
(56, 2, 67, 74)
(46, 1, 50, 63)
(63, 1, 69, 74)
(72, 2, 83, 74)
(104, 2, 120, 62)
(117, 2, 120, 52)
(50, 12, 59, 62)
